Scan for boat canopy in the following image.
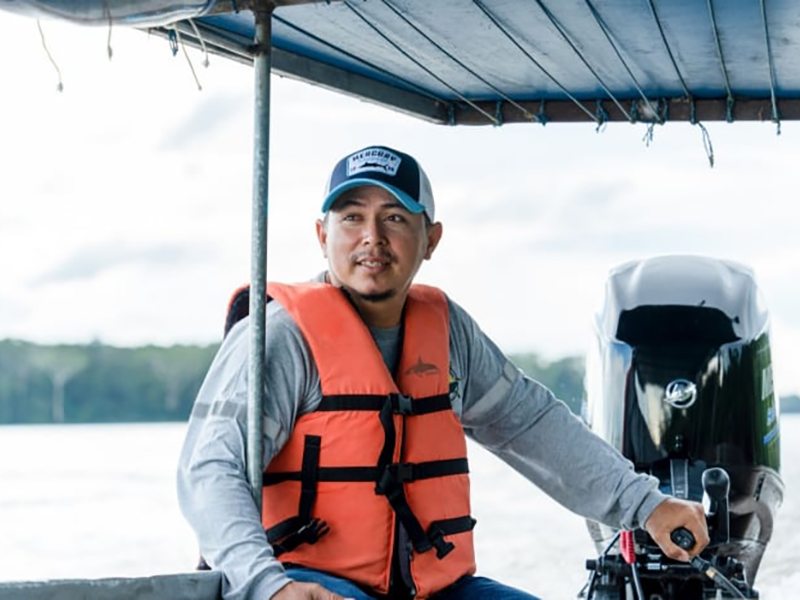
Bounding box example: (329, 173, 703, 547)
(6, 0, 800, 126)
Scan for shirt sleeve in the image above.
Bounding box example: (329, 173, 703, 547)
(447, 297, 666, 530)
(177, 301, 321, 600)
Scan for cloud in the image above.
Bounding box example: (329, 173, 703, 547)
(30, 242, 211, 287)
(0, 293, 29, 335)
(157, 91, 250, 151)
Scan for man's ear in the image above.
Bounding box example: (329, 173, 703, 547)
(316, 218, 328, 258)
(424, 222, 443, 260)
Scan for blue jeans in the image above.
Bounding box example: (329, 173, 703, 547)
(285, 566, 541, 599)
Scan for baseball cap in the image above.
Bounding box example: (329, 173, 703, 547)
(321, 146, 435, 221)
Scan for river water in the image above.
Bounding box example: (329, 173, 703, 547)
(1, 417, 797, 599)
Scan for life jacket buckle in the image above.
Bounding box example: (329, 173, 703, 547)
(391, 393, 415, 415)
(296, 518, 330, 545)
(270, 518, 330, 557)
(428, 526, 456, 559)
(376, 466, 399, 497)
(375, 462, 415, 496)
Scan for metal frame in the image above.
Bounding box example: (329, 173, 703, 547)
(152, 17, 800, 127)
(246, 0, 274, 511)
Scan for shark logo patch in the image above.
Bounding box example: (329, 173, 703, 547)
(405, 356, 439, 377)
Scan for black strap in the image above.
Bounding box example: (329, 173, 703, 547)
(317, 393, 452, 416)
(262, 396, 470, 561)
(299, 435, 321, 523)
(266, 516, 302, 544)
(269, 518, 330, 557)
(377, 399, 396, 477)
(428, 516, 477, 537)
(377, 458, 469, 485)
(263, 458, 468, 486)
(425, 516, 477, 559)
(371, 395, 464, 560)
(264, 435, 329, 557)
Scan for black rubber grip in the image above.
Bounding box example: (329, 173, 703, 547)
(670, 527, 696, 551)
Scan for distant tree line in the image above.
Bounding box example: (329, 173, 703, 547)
(1, 340, 796, 425)
(782, 394, 800, 413)
(0, 340, 218, 424)
(507, 353, 585, 415)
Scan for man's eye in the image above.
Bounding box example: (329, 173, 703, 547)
(387, 214, 405, 223)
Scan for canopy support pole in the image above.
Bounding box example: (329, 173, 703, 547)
(247, 0, 274, 512)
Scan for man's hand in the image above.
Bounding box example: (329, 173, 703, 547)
(272, 581, 355, 600)
(644, 497, 710, 562)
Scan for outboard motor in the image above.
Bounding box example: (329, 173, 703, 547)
(580, 256, 783, 599)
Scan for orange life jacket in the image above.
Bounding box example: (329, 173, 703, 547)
(262, 282, 476, 598)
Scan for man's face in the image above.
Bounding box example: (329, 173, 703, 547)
(316, 185, 442, 308)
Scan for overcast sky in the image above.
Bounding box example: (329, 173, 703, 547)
(0, 13, 798, 395)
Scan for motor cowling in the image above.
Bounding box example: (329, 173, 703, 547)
(584, 255, 783, 586)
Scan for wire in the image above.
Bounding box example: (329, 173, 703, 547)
(188, 19, 211, 67)
(532, 0, 632, 121)
(759, 0, 781, 133)
(630, 560, 645, 600)
(471, 0, 599, 124)
(583, 0, 662, 124)
(104, 0, 113, 60)
(344, 0, 500, 124)
(273, 14, 447, 105)
(645, 0, 691, 97)
(690, 557, 747, 599)
(36, 20, 63, 92)
(381, 0, 535, 121)
(173, 26, 203, 91)
(706, 0, 734, 122)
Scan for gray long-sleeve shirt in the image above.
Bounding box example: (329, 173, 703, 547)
(177, 285, 666, 599)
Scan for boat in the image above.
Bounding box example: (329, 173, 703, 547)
(0, 1, 794, 598)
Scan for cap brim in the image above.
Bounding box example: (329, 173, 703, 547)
(321, 179, 425, 215)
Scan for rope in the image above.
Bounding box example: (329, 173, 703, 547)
(584, 0, 662, 124)
(595, 99, 608, 132)
(495, 101, 504, 126)
(643, 123, 655, 146)
(659, 98, 669, 122)
(706, 0, 734, 122)
(533, 0, 632, 122)
(690, 99, 715, 167)
(382, 0, 534, 121)
(647, 2, 717, 164)
(104, 0, 113, 60)
(344, 0, 500, 124)
(188, 19, 211, 67)
(537, 99, 547, 125)
(699, 121, 715, 167)
(173, 26, 203, 91)
(168, 29, 179, 56)
(759, 0, 781, 134)
(447, 104, 456, 126)
(472, 0, 599, 124)
(36, 20, 63, 92)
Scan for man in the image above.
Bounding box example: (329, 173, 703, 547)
(178, 145, 709, 600)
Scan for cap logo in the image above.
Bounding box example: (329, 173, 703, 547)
(346, 148, 401, 177)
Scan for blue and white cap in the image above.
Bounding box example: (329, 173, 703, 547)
(321, 146, 435, 221)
